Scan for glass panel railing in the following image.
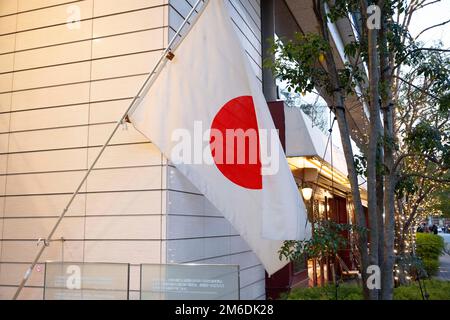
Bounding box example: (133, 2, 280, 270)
(44, 262, 129, 300)
(140, 264, 240, 300)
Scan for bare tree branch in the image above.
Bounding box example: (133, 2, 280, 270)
(401, 173, 450, 183)
(393, 48, 450, 71)
(415, 0, 442, 10)
(394, 75, 440, 100)
(415, 19, 450, 40)
(393, 153, 443, 173)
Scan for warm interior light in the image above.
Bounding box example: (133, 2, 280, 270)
(323, 190, 333, 199)
(288, 157, 349, 186)
(301, 187, 313, 201)
(319, 202, 325, 214)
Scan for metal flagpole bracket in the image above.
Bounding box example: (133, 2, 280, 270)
(120, 118, 129, 130)
(36, 238, 49, 247)
(166, 51, 175, 61)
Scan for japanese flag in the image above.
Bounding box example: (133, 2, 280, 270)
(129, 0, 310, 275)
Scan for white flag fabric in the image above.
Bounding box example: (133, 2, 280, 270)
(130, 0, 310, 275)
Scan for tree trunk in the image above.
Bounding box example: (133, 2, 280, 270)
(382, 166, 395, 299)
(367, 16, 383, 300)
(380, 10, 396, 299)
(315, 0, 371, 299)
(334, 103, 371, 299)
(377, 168, 385, 298)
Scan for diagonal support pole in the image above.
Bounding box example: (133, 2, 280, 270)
(12, 0, 209, 300)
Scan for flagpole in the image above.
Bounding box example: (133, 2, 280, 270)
(12, 0, 209, 300)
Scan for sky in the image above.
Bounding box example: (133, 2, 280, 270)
(408, 0, 450, 48)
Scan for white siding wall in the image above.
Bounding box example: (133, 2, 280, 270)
(167, 0, 265, 300)
(0, 0, 265, 300)
(0, 0, 169, 300)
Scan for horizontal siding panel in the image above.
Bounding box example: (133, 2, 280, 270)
(240, 264, 265, 287)
(6, 148, 87, 173)
(86, 190, 163, 216)
(86, 166, 161, 192)
(167, 166, 199, 194)
(84, 216, 162, 239)
(0, 0, 18, 16)
(8, 104, 89, 132)
(0, 134, 8, 153)
(240, 279, 265, 300)
(5, 171, 87, 195)
(248, 0, 260, 17)
(94, 0, 166, 16)
(88, 123, 148, 146)
(15, 1, 93, 33)
(229, 251, 261, 269)
(89, 99, 133, 123)
(2, 216, 85, 239)
(0, 14, 16, 35)
(229, 235, 251, 253)
(0, 73, 13, 92)
(0, 176, 7, 194)
(0, 263, 45, 287)
(84, 240, 161, 264)
(194, 255, 231, 265)
(11, 61, 91, 92)
(0, 240, 84, 262)
(166, 237, 223, 263)
(92, 29, 165, 59)
(0, 286, 43, 300)
(4, 194, 86, 217)
(0, 93, 11, 113)
(204, 216, 234, 237)
(167, 215, 231, 239)
(17, 0, 79, 12)
(0, 114, 9, 132)
(0, 155, 7, 174)
(167, 182, 223, 217)
(233, 0, 260, 30)
(93, 7, 165, 38)
(7, 126, 88, 152)
(89, 75, 146, 102)
(11, 82, 91, 111)
(3, 124, 153, 154)
(0, 53, 14, 73)
(91, 51, 161, 80)
(167, 191, 204, 216)
(88, 143, 161, 168)
(15, 20, 93, 51)
(166, 235, 255, 264)
(13, 41, 92, 70)
(227, 0, 261, 49)
(0, 34, 15, 55)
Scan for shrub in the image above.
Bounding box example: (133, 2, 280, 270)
(283, 284, 362, 300)
(394, 280, 450, 300)
(416, 233, 445, 260)
(393, 285, 423, 300)
(285, 280, 450, 300)
(421, 258, 440, 277)
(415, 233, 444, 277)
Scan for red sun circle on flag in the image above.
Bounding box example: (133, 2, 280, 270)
(210, 96, 263, 190)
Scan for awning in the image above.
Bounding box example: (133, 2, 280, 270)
(285, 105, 349, 179)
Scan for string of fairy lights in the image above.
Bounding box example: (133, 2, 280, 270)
(392, 180, 442, 283)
